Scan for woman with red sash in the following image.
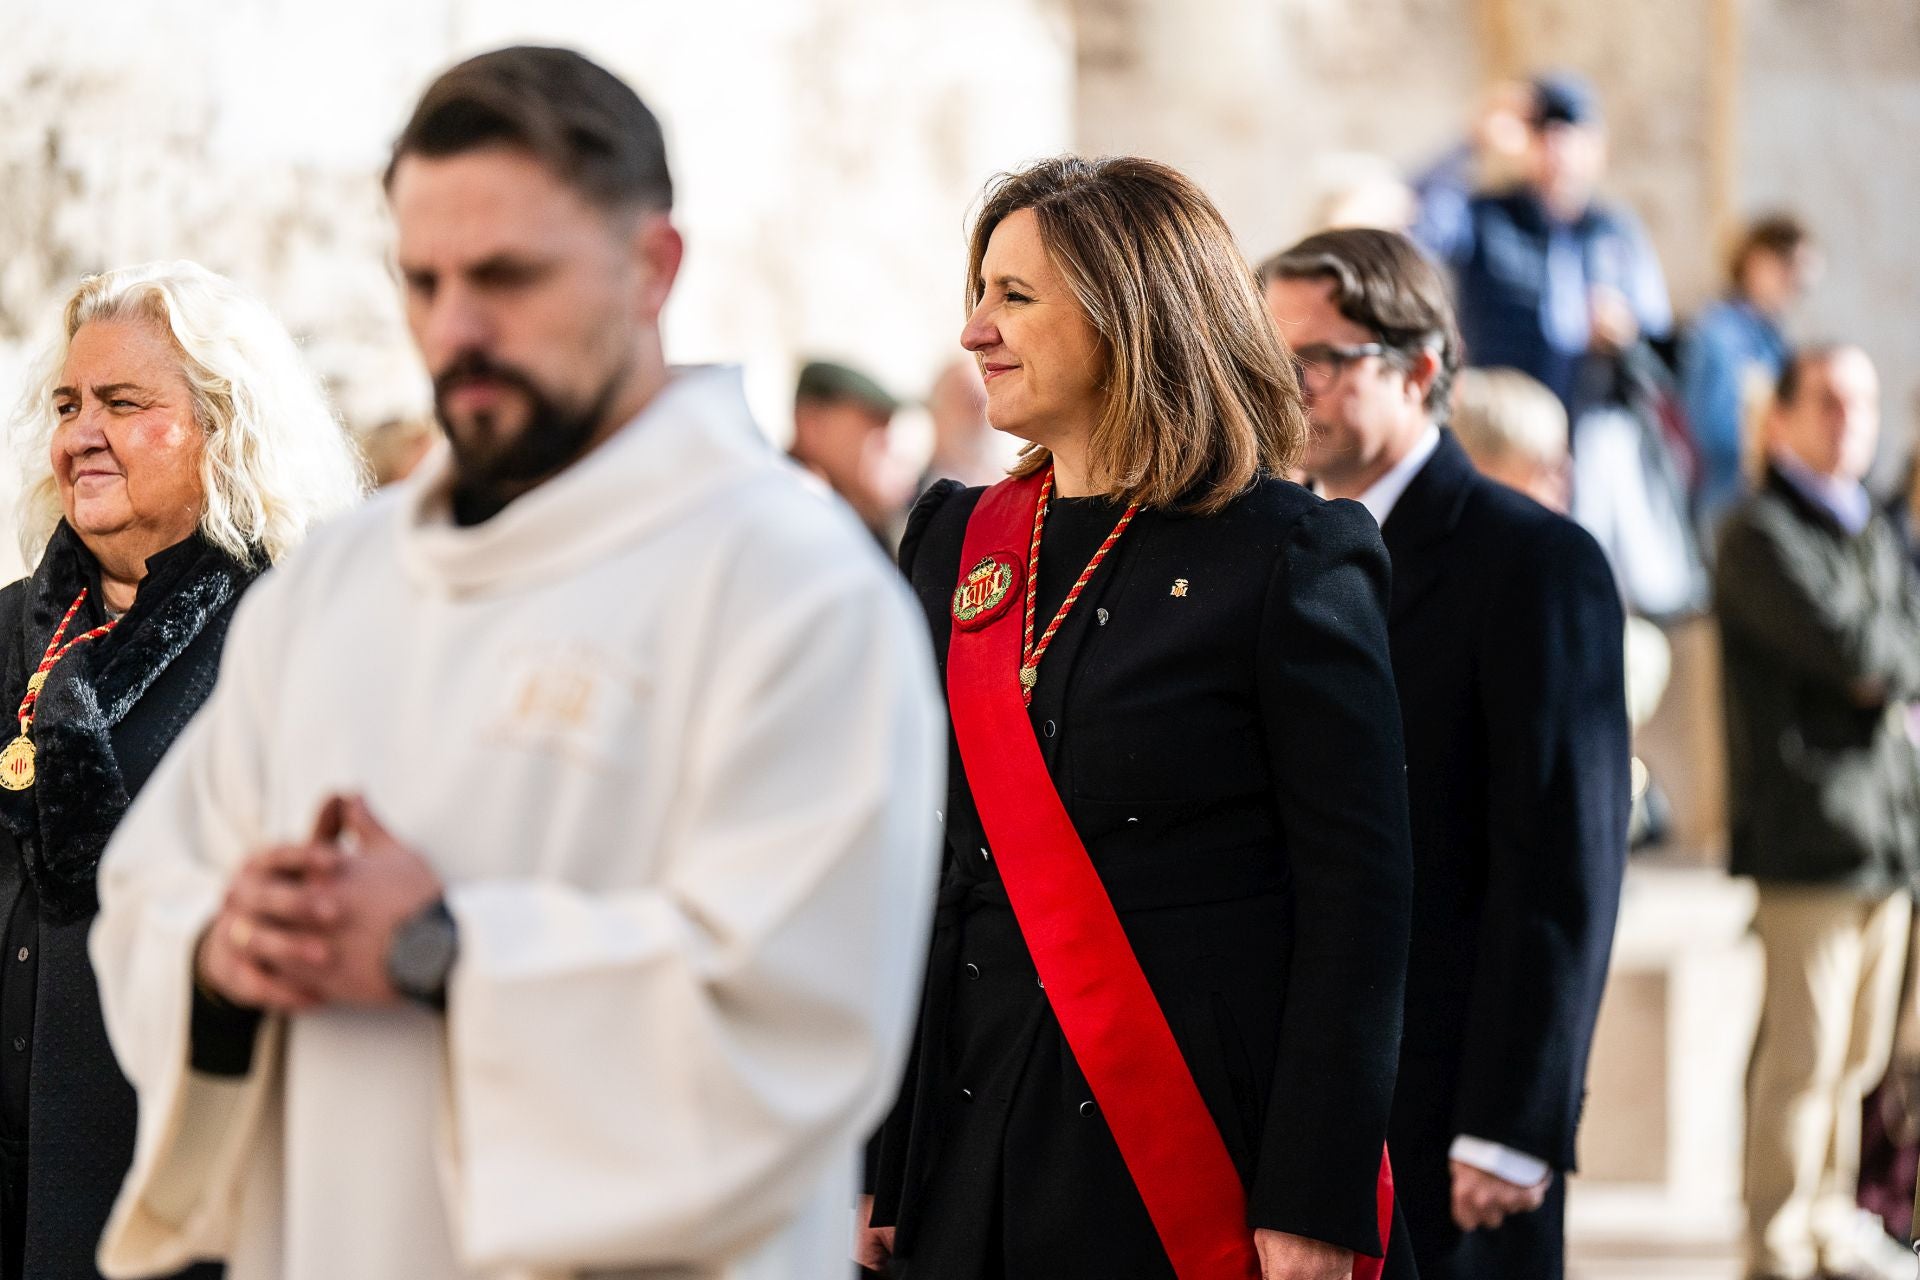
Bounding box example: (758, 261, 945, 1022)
(858, 156, 1417, 1280)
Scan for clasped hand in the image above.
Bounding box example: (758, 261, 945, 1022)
(194, 794, 443, 1012)
(1449, 1159, 1550, 1232)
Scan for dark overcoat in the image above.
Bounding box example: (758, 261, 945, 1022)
(0, 524, 253, 1280)
(869, 476, 1416, 1279)
(1377, 433, 1630, 1280)
(1715, 465, 1920, 890)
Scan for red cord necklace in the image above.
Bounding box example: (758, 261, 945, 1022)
(0, 589, 119, 791)
(1019, 466, 1139, 706)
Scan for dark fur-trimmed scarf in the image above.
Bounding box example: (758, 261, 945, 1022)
(0, 522, 259, 923)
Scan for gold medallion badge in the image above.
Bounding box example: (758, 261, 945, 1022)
(951, 555, 1020, 631)
(0, 736, 34, 791)
(3, 588, 120, 792)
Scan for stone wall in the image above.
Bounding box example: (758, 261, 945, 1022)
(1741, 0, 1920, 485)
(1072, 0, 1483, 265)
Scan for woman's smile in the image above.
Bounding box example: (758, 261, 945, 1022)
(70, 463, 124, 489)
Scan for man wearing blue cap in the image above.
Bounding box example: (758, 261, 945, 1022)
(1413, 73, 1672, 422)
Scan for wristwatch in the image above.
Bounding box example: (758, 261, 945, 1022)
(386, 897, 459, 1012)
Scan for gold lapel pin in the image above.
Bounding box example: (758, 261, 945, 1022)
(1170, 579, 1189, 598)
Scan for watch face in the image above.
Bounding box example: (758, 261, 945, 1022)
(389, 904, 457, 1001)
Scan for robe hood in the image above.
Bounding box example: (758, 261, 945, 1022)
(396, 364, 775, 598)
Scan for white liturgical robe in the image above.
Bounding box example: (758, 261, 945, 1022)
(89, 366, 945, 1280)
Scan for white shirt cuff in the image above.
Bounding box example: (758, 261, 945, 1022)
(1448, 1135, 1551, 1187)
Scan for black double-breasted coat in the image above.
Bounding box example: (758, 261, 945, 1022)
(1377, 434, 1630, 1280)
(869, 476, 1416, 1279)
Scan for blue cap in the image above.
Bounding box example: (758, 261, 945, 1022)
(1530, 72, 1602, 127)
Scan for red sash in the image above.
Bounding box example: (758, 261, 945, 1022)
(946, 473, 1394, 1279)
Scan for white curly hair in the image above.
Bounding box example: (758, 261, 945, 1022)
(11, 260, 367, 566)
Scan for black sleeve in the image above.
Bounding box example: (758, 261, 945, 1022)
(1248, 498, 1413, 1256)
(1453, 519, 1630, 1169)
(898, 479, 965, 583)
(1716, 512, 1920, 700)
(189, 982, 263, 1077)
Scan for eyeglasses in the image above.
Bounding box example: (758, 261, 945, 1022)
(1290, 341, 1393, 390)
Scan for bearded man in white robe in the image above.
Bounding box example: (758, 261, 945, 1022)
(88, 46, 943, 1280)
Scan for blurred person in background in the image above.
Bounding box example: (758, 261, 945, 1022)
(1414, 73, 1704, 618)
(915, 357, 1004, 495)
(90, 47, 942, 1280)
(1412, 72, 1672, 422)
(355, 414, 437, 487)
(1909, 447, 1920, 575)
(1451, 366, 1673, 843)
(790, 358, 906, 541)
(1264, 228, 1630, 1280)
(1718, 345, 1920, 1280)
(1569, 390, 1709, 621)
(1404, 79, 1533, 238)
(1861, 933, 1920, 1245)
(865, 155, 1414, 1280)
(1450, 366, 1571, 512)
(0, 260, 362, 1280)
(1681, 214, 1822, 534)
(1899, 443, 1920, 573)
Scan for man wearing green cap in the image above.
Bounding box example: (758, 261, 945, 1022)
(790, 359, 903, 541)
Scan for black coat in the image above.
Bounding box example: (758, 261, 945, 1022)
(870, 477, 1415, 1279)
(1716, 466, 1920, 889)
(1378, 434, 1630, 1280)
(0, 524, 255, 1280)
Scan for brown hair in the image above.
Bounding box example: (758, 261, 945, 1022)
(1259, 228, 1462, 425)
(967, 156, 1306, 514)
(1728, 213, 1812, 290)
(387, 46, 672, 213)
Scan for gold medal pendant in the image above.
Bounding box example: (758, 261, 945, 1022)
(0, 736, 35, 791)
(1, 588, 119, 795)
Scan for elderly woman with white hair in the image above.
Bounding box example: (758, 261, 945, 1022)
(0, 260, 363, 1280)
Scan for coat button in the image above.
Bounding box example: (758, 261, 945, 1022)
(979, 846, 991, 863)
(960, 1087, 974, 1101)
(1078, 1100, 1095, 1117)
(965, 963, 981, 979)
(1043, 720, 1058, 738)
(10, 1037, 24, 1053)
(1036, 977, 1045, 990)
(14, 947, 25, 962)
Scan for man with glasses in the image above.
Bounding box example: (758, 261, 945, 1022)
(1262, 228, 1630, 1280)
